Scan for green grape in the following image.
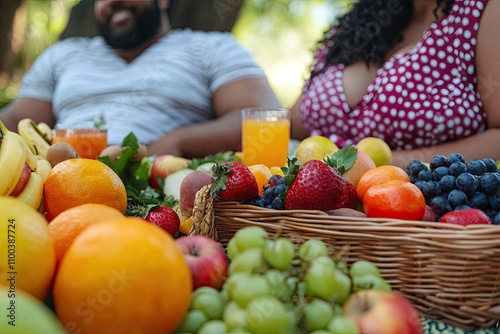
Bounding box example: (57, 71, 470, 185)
(310, 330, 334, 334)
(265, 269, 293, 300)
(353, 274, 388, 293)
(229, 248, 265, 275)
(220, 285, 230, 303)
(190, 286, 220, 303)
(174, 309, 207, 333)
(224, 272, 250, 298)
(299, 239, 329, 262)
(197, 320, 228, 334)
(227, 327, 252, 334)
(246, 296, 291, 334)
(305, 256, 336, 300)
(223, 301, 248, 331)
(336, 260, 348, 273)
(371, 277, 392, 292)
(263, 238, 295, 270)
(333, 303, 343, 316)
(285, 305, 300, 331)
(227, 238, 240, 261)
(232, 274, 271, 308)
(327, 315, 360, 334)
(304, 298, 335, 332)
(350, 260, 381, 278)
(233, 226, 268, 252)
(190, 287, 226, 320)
(331, 269, 352, 305)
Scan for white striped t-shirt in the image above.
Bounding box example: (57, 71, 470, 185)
(18, 29, 267, 145)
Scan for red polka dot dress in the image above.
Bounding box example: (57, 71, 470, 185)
(300, 0, 488, 150)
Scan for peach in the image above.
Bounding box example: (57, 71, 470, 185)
(343, 151, 376, 189)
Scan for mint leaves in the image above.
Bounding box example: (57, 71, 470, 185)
(324, 145, 358, 175)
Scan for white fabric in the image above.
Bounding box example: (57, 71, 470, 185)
(18, 29, 266, 145)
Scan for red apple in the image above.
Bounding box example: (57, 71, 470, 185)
(179, 170, 213, 217)
(10, 163, 32, 197)
(343, 290, 423, 334)
(175, 235, 229, 291)
(149, 154, 190, 189)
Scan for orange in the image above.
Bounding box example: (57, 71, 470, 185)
(48, 203, 124, 268)
(248, 164, 273, 196)
(43, 158, 127, 221)
(53, 217, 192, 334)
(270, 166, 285, 176)
(0, 197, 55, 301)
(179, 216, 193, 234)
(363, 180, 425, 220)
(356, 165, 410, 202)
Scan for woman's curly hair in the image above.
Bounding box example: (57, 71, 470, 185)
(318, 0, 455, 69)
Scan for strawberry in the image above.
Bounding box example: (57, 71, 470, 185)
(284, 159, 350, 211)
(439, 208, 492, 227)
(210, 161, 259, 201)
(145, 205, 180, 235)
(338, 178, 357, 210)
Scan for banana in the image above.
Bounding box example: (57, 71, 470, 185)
(0, 120, 37, 171)
(36, 157, 52, 182)
(0, 121, 27, 195)
(18, 118, 51, 158)
(23, 140, 38, 171)
(37, 122, 53, 143)
(16, 172, 43, 209)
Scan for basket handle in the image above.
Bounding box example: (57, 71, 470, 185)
(189, 184, 218, 241)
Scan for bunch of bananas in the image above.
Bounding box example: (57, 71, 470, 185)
(0, 119, 53, 211)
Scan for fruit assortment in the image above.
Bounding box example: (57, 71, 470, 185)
(1, 126, 500, 333)
(240, 147, 358, 211)
(406, 153, 500, 224)
(175, 226, 422, 334)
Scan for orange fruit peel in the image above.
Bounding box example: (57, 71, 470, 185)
(356, 165, 410, 202)
(363, 180, 426, 220)
(248, 164, 273, 196)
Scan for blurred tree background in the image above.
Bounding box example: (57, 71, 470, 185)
(0, 0, 349, 109)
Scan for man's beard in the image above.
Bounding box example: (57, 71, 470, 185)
(97, 0, 162, 50)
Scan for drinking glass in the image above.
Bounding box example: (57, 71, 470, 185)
(241, 107, 290, 168)
(52, 128, 107, 160)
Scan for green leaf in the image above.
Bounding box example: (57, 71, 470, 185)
(279, 157, 301, 201)
(210, 162, 232, 198)
(97, 132, 139, 177)
(324, 146, 358, 175)
(188, 151, 237, 170)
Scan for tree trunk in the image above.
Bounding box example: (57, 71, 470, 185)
(59, 0, 98, 40)
(169, 0, 244, 32)
(59, 0, 244, 40)
(0, 0, 23, 76)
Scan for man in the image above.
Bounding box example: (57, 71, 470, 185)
(0, 0, 280, 158)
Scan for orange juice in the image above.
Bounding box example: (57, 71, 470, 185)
(52, 129, 107, 160)
(242, 108, 290, 168)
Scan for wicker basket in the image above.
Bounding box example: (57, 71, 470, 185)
(191, 185, 500, 331)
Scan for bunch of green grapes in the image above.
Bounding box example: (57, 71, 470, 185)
(175, 227, 391, 334)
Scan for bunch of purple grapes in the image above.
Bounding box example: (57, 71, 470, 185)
(406, 153, 500, 224)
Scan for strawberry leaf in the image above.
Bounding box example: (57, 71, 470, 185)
(279, 157, 301, 201)
(210, 162, 233, 198)
(324, 145, 357, 175)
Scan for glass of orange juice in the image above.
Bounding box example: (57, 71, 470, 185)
(242, 107, 290, 168)
(52, 129, 107, 160)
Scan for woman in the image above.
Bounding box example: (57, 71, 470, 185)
(291, 0, 500, 168)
